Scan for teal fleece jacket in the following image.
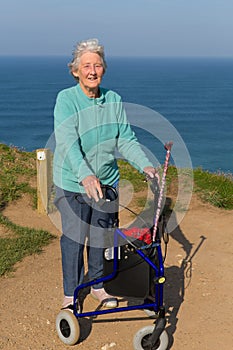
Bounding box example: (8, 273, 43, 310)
(53, 84, 153, 193)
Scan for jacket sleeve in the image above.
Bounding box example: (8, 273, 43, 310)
(54, 93, 94, 183)
(116, 101, 154, 172)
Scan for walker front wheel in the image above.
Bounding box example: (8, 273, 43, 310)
(133, 325, 169, 350)
(56, 310, 80, 345)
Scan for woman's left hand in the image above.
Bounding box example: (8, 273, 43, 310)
(143, 166, 160, 182)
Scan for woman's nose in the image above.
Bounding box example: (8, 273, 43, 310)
(90, 65, 97, 74)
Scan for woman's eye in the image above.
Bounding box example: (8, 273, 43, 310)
(82, 64, 103, 70)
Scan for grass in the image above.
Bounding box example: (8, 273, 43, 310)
(118, 159, 147, 192)
(0, 144, 55, 276)
(0, 214, 54, 276)
(0, 145, 233, 276)
(193, 167, 233, 209)
(0, 144, 37, 209)
(119, 160, 233, 210)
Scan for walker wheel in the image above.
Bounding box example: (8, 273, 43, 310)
(133, 325, 169, 350)
(56, 310, 80, 345)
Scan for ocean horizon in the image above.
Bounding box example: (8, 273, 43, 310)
(0, 56, 233, 174)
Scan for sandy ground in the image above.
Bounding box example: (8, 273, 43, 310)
(0, 191, 233, 350)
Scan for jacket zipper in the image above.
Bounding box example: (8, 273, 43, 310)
(94, 99, 99, 178)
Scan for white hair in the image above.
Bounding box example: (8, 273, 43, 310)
(68, 38, 107, 76)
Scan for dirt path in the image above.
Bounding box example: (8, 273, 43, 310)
(0, 193, 233, 350)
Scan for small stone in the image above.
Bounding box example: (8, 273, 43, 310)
(101, 342, 117, 350)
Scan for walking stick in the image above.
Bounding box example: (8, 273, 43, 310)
(152, 142, 173, 242)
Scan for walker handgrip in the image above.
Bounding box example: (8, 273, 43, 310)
(149, 177, 160, 195)
(97, 198, 106, 207)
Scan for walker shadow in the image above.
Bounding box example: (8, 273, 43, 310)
(164, 235, 207, 348)
(161, 199, 206, 349)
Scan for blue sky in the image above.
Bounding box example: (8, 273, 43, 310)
(1, 0, 233, 57)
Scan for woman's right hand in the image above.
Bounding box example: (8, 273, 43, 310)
(82, 175, 103, 202)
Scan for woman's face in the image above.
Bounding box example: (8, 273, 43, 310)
(73, 52, 105, 97)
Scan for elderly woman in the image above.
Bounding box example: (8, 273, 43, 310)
(53, 38, 157, 310)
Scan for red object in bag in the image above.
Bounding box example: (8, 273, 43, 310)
(122, 227, 152, 245)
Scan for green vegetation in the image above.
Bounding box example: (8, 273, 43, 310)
(0, 144, 37, 209)
(119, 160, 233, 210)
(0, 145, 233, 276)
(0, 214, 54, 276)
(118, 159, 147, 192)
(0, 144, 55, 276)
(193, 168, 233, 209)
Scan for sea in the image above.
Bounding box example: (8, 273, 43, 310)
(0, 56, 233, 174)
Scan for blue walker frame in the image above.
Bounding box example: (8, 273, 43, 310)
(72, 225, 166, 319)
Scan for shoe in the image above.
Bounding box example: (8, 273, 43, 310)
(90, 287, 118, 308)
(143, 308, 157, 318)
(61, 304, 74, 312)
(61, 296, 74, 312)
(143, 297, 157, 318)
(62, 296, 73, 308)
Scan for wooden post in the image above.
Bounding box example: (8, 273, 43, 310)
(36, 148, 52, 214)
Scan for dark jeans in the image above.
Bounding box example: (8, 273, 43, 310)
(54, 186, 118, 297)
